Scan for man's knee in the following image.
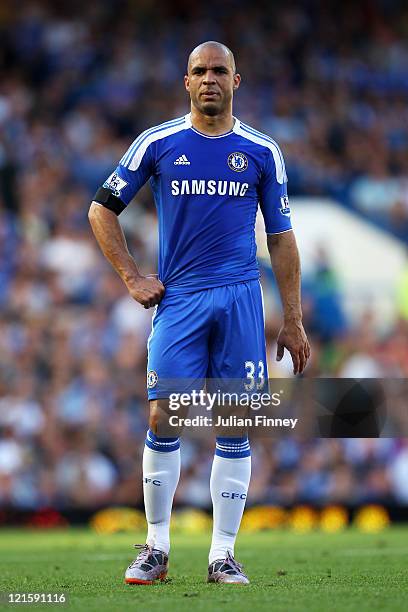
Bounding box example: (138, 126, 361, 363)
(149, 399, 188, 437)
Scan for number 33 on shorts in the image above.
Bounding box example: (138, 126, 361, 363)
(244, 360, 265, 390)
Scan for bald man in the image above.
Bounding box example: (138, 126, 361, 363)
(89, 41, 310, 585)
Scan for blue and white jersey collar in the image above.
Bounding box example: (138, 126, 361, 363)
(185, 113, 241, 139)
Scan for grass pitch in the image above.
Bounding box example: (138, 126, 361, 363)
(0, 527, 407, 611)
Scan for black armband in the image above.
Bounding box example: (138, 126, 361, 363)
(93, 187, 126, 215)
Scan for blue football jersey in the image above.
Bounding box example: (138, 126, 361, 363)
(98, 113, 292, 295)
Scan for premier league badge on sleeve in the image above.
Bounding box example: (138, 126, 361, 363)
(228, 152, 248, 172)
(103, 172, 129, 197)
(279, 195, 291, 216)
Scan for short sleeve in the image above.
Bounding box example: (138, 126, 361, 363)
(93, 133, 155, 213)
(258, 146, 292, 234)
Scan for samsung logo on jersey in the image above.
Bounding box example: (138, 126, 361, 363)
(171, 180, 249, 197)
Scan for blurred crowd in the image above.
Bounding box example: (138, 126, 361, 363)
(1, 0, 408, 234)
(1, 0, 408, 510)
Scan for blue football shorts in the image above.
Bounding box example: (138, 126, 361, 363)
(146, 279, 268, 399)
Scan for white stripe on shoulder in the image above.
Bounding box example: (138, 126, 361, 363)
(128, 119, 189, 171)
(121, 115, 190, 167)
(121, 119, 179, 166)
(234, 121, 287, 184)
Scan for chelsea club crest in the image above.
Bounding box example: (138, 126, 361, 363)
(228, 152, 248, 172)
(147, 370, 158, 389)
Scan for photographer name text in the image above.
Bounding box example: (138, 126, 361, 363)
(168, 415, 298, 429)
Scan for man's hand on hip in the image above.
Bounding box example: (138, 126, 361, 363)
(126, 275, 165, 309)
(276, 319, 310, 375)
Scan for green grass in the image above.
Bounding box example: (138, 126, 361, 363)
(0, 527, 407, 611)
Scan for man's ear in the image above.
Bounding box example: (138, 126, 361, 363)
(184, 75, 190, 91)
(233, 73, 241, 91)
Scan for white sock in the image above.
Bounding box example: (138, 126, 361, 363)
(143, 430, 180, 554)
(209, 438, 251, 564)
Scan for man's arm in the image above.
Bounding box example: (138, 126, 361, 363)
(88, 202, 164, 309)
(267, 230, 310, 374)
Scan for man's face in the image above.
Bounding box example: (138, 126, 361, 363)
(185, 46, 240, 116)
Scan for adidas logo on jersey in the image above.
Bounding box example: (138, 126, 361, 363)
(174, 154, 190, 165)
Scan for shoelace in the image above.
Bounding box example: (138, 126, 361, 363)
(130, 544, 153, 567)
(225, 551, 246, 575)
